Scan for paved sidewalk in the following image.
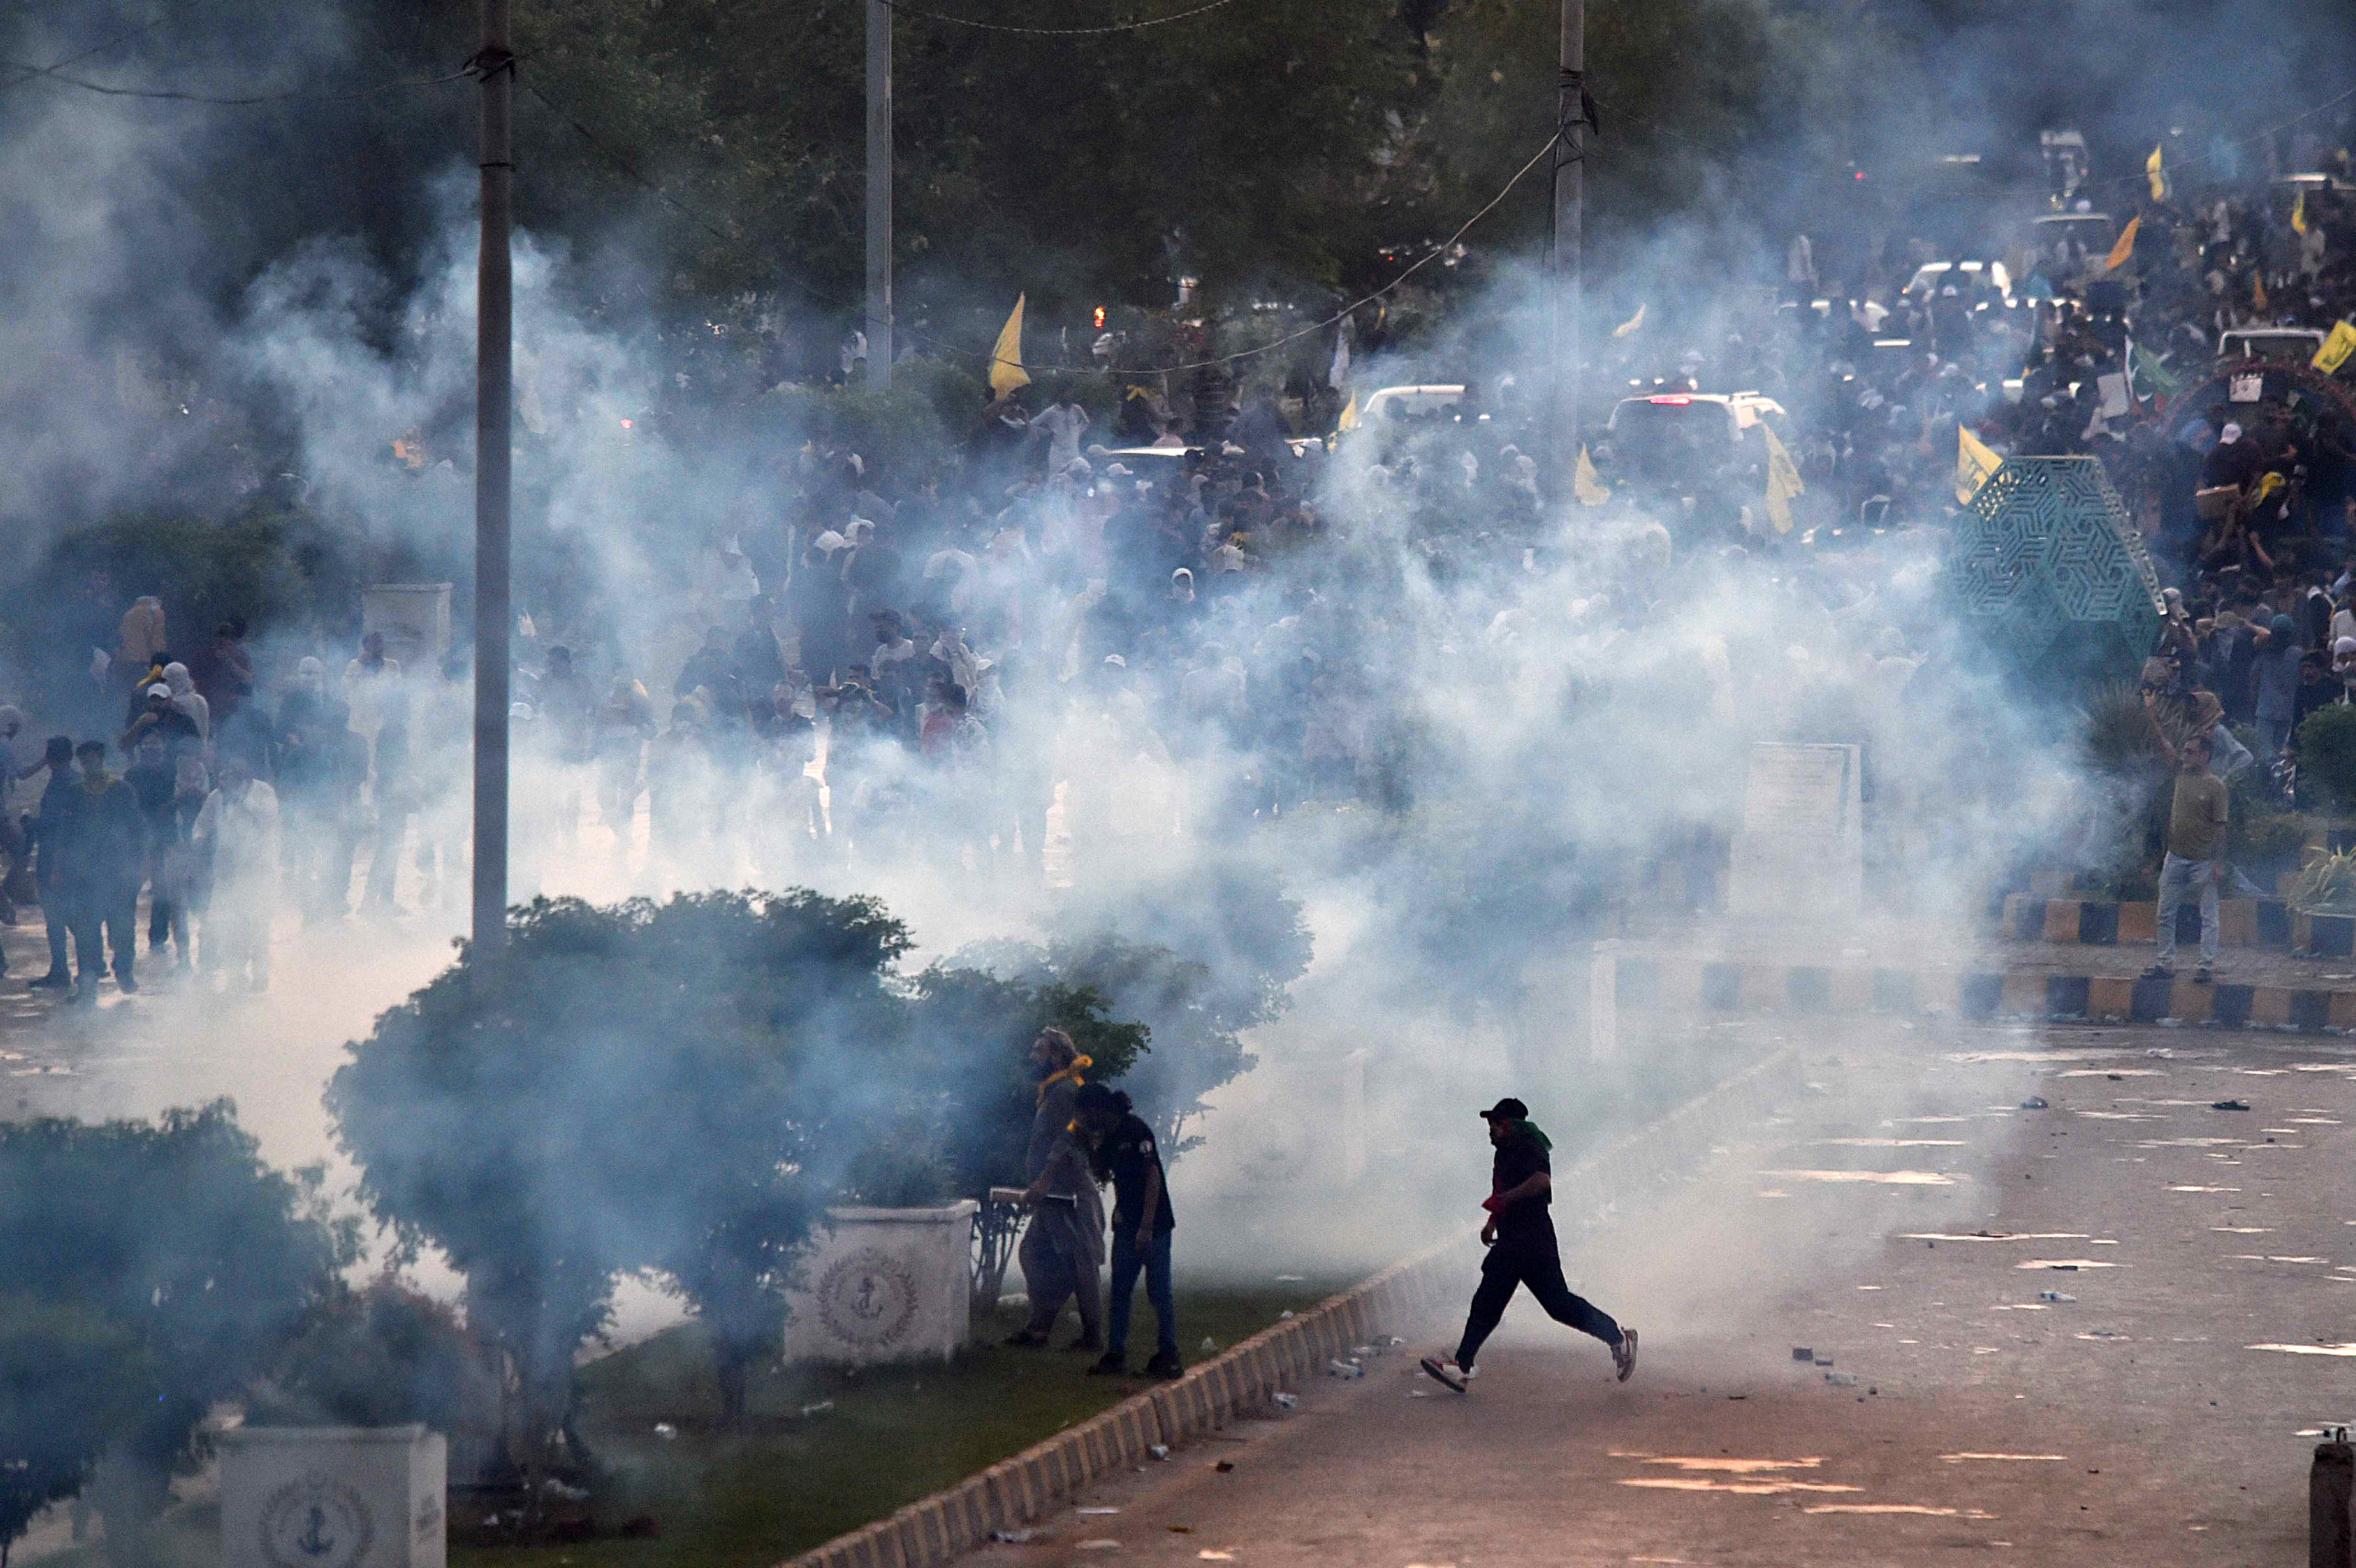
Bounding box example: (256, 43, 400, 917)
(956, 1021, 2353, 1566)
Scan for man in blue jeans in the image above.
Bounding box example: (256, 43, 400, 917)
(2145, 730, 2227, 984)
(1076, 1083, 1182, 1379)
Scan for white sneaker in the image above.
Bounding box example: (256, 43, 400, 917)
(1419, 1356, 1476, 1392)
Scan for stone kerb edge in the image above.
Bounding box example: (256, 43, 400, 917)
(783, 1048, 1789, 1568)
(777, 1237, 1461, 1568)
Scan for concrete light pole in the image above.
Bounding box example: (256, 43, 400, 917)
(865, 0, 893, 389)
(472, 0, 513, 955)
(1550, 0, 1585, 500)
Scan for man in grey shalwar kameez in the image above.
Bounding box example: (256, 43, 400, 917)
(1004, 1028, 1107, 1350)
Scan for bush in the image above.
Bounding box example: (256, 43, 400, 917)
(247, 1281, 491, 1436)
(2081, 682, 2162, 776)
(2299, 704, 2356, 813)
(889, 966, 1148, 1204)
(0, 1299, 154, 1568)
(2295, 849, 2356, 914)
(331, 891, 913, 1441)
(0, 1104, 349, 1561)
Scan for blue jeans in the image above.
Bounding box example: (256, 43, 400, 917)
(1107, 1226, 1177, 1359)
(2157, 851, 2218, 969)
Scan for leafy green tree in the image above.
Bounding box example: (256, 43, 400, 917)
(330, 891, 913, 1438)
(0, 1299, 153, 1568)
(247, 1280, 489, 1436)
(888, 966, 1150, 1205)
(0, 1106, 349, 1564)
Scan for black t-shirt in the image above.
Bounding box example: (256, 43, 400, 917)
(1096, 1114, 1176, 1234)
(1490, 1129, 1552, 1238)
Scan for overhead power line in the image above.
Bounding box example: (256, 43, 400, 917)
(531, 69, 1563, 383)
(0, 13, 171, 94)
(870, 0, 1245, 35)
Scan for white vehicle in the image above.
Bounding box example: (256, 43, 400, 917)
(1605, 392, 1791, 480)
(1901, 260, 2013, 302)
(2218, 327, 2327, 360)
(1358, 384, 1472, 424)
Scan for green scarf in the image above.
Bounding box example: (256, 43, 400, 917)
(1514, 1119, 1552, 1152)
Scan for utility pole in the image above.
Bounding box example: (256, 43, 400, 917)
(865, 0, 893, 390)
(472, 0, 513, 955)
(1550, 0, 1585, 501)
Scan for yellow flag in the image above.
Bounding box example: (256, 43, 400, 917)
(2104, 214, 2140, 272)
(2254, 271, 2269, 313)
(989, 294, 1029, 395)
(1763, 425, 1803, 534)
(2314, 320, 2356, 375)
(1956, 425, 2002, 506)
(1612, 302, 1646, 338)
(2146, 142, 2167, 202)
(1336, 390, 1359, 433)
(1574, 445, 1610, 506)
(2294, 189, 2310, 236)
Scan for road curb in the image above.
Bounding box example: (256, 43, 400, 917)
(776, 1047, 1795, 1568)
(1614, 954, 2356, 1031)
(2000, 893, 2301, 949)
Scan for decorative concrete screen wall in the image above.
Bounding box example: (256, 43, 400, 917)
(218, 1425, 446, 1568)
(1947, 456, 2162, 691)
(783, 1202, 979, 1367)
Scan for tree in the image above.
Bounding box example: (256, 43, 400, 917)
(0, 1105, 348, 1567)
(890, 965, 1150, 1205)
(330, 891, 914, 1439)
(1037, 858, 1310, 1151)
(0, 1300, 153, 1568)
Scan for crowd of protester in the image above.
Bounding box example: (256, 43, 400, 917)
(5, 132, 2354, 1004)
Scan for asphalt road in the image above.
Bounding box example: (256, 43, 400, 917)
(961, 1017, 2355, 1567)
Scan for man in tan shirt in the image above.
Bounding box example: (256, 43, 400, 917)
(2147, 731, 2227, 983)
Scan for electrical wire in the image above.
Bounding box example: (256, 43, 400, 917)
(1118, 132, 1567, 377)
(0, 13, 172, 94)
(0, 53, 476, 105)
(871, 0, 1245, 35)
(532, 69, 1565, 383)
(2075, 83, 2356, 202)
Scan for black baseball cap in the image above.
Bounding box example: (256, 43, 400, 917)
(1479, 1098, 1528, 1122)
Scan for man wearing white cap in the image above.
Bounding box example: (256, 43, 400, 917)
(120, 682, 201, 758)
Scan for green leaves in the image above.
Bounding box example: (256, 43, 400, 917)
(0, 1102, 345, 1546)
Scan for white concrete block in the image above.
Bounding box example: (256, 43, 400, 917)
(218, 1426, 445, 1568)
(782, 1202, 979, 1366)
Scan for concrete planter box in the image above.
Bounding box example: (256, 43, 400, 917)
(783, 1202, 979, 1368)
(219, 1425, 445, 1568)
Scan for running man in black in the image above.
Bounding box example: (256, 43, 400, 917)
(1422, 1097, 1636, 1391)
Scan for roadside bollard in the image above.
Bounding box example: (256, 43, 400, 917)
(2314, 1440, 2353, 1568)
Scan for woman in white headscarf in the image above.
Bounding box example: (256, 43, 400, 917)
(161, 662, 209, 740)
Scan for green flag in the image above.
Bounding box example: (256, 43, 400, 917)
(2127, 340, 2180, 400)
